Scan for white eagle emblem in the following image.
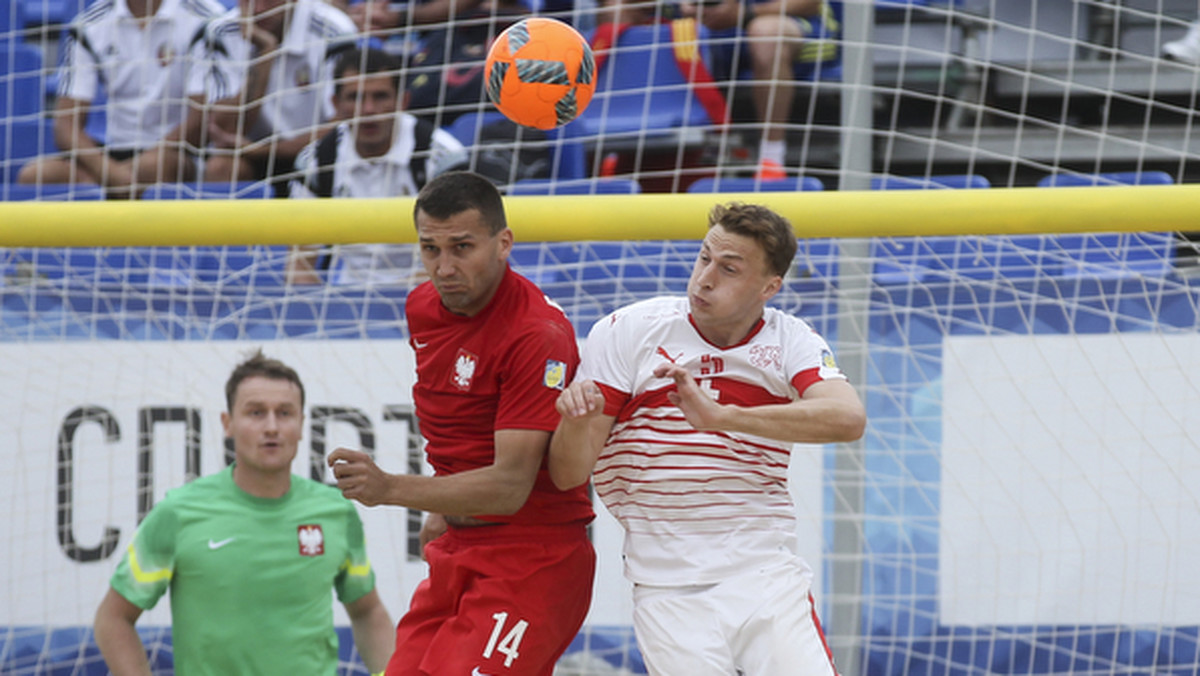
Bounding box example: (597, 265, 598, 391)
(453, 349, 478, 390)
(298, 524, 324, 557)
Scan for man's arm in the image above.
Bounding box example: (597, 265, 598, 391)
(657, 363, 866, 444)
(684, 0, 821, 31)
(328, 429, 548, 516)
(51, 96, 134, 188)
(343, 589, 394, 674)
(548, 380, 616, 490)
(93, 587, 150, 676)
(207, 25, 279, 137)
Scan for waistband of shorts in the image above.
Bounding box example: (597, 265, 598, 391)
(444, 514, 497, 528)
(443, 519, 591, 544)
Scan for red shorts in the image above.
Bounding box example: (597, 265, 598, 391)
(386, 522, 595, 676)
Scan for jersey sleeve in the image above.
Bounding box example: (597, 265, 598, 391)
(494, 313, 579, 431)
(787, 317, 847, 396)
(333, 502, 376, 604)
(288, 139, 319, 198)
(109, 502, 178, 610)
(189, 21, 247, 104)
(425, 128, 469, 180)
(56, 26, 98, 103)
(577, 309, 635, 415)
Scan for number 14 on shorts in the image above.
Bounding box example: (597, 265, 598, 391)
(482, 611, 528, 668)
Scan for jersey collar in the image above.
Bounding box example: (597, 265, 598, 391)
(686, 312, 766, 350)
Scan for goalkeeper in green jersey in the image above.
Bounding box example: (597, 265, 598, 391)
(93, 350, 395, 676)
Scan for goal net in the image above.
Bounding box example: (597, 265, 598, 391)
(4, 1, 1200, 675)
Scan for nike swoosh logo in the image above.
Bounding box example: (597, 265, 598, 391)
(413, 339, 429, 349)
(472, 668, 496, 676)
(208, 537, 236, 550)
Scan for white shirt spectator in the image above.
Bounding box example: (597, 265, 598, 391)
(290, 113, 468, 285)
(290, 114, 466, 198)
(57, 0, 225, 151)
(192, 0, 356, 142)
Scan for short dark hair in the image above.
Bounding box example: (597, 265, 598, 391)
(707, 202, 797, 278)
(413, 170, 508, 235)
(225, 349, 306, 411)
(334, 46, 402, 97)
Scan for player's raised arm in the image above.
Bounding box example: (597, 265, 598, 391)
(548, 379, 615, 490)
(654, 358, 866, 444)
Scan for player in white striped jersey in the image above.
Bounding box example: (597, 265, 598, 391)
(549, 202, 866, 676)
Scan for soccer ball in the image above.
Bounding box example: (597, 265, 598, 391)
(485, 18, 596, 130)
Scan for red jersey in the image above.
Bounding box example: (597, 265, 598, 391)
(406, 266, 593, 526)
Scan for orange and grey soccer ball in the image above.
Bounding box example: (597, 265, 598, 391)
(485, 17, 596, 130)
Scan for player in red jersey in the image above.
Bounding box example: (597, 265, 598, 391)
(548, 202, 867, 676)
(328, 171, 595, 676)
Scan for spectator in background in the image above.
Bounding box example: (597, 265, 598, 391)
(402, 0, 531, 127)
(679, 0, 826, 179)
(287, 47, 467, 285)
(93, 350, 395, 676)
(329, 0, 531, 127)
(331, 0, 514, 37)
(192, 0, 357, 188)
(1163, 5, 1200, 64)
(17, 0, 225, 197)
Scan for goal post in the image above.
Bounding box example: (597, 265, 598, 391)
(2, 221, 1198, 676)
(1, 184, 1199, 246)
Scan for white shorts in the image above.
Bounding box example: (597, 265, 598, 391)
(632, 559, 838, 676)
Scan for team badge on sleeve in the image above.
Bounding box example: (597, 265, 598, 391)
(821, 350, 839, 370)
(544, 360, 566, 389)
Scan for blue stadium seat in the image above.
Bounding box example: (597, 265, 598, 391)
(445, 111, 586, 181)
(0, 182, 104, 200)
(0, 117, 56, 183)
(508, 178, 641, 195)
(574, 23, 719, 140)
(1036, 171, 1174, 187)
(2, 3, 27, 38)
(0, 41, 45, 116)
(20, 0, 98, 29)
(140, 182, 275, 199)
(871, 174, 991, 190)
(1036, 171, 1176, 278)
(688, 176, 825, 192)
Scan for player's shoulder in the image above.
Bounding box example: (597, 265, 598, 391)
(175, 0, 227, 21)
(505, 270, 574, 325)
(597, 296, 686, 332)
(306, 0, 357, 38)
(289, 475, 361, 517)
(765, 308, 824, 344)
(406, 280, 440, 316)
(291, 474, 347, 500)
(153, 470, 229, 513)
(763, 306, 814, 331)
(70, 0, 116, 31)
(200, 7, 242, 45)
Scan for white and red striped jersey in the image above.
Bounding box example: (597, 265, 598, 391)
(578, 296, 846, 586)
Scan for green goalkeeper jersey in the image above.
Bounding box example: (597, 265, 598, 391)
(110, 465, 377, 676)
